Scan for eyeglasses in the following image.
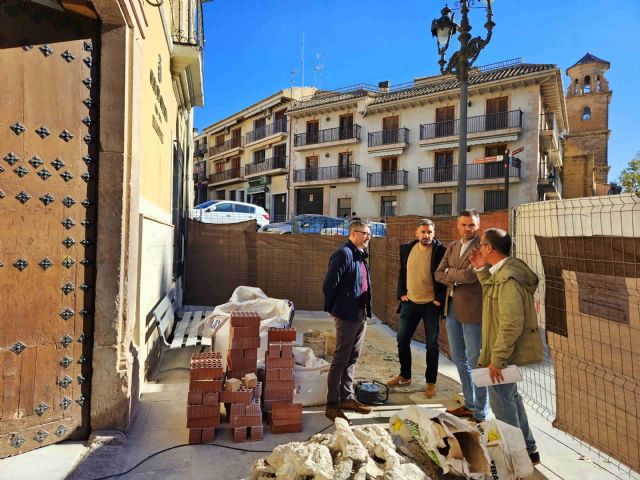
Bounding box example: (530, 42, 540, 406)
(354, 231, 372, 237)
(479, 242, 491, 248)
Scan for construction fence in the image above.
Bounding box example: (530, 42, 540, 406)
(183, 197, 640, 475)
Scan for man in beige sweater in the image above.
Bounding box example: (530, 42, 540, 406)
(388, 219, 447, 398)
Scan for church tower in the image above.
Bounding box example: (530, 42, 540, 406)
(562, 53, 612, 198)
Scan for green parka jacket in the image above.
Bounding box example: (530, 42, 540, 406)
(476, 257, 543, 369)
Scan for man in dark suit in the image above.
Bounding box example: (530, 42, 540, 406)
(387, 219, 446, 398)
(322, 219, 373, 424)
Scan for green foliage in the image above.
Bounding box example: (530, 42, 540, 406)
(619, 151, 640, 196)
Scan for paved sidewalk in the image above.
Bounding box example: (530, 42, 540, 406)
(0, 311, 637, 479)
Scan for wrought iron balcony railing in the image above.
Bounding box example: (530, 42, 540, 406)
(367, 170, 409, 188)
(368, 128, 409, 147)
(245, 156, 287, 176)
(172, 0, 205, 50)
(294, 124, 361, 147)
(420, 110, 523, 140)
(193, 161, 207, 181)
(209, 167, 242, 184)
(293, 164, 360, 183)
(418, 163, 521, 184)
(245, 119, 287, 144)
(208, 137, 244, 156)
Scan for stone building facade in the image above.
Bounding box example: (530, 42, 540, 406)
(562, 53, 612, 198)
(286, 61, 567, 219)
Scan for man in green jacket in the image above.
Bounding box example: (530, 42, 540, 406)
(469, 228, 543, 466)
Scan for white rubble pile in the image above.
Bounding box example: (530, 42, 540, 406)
(250, 418, 432, 480)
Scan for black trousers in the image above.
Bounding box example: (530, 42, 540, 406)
(396, 300, 440, 384)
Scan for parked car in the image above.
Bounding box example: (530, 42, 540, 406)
(259, 221, 293, 234)
(292, 214, 349, 234)
(193, 200, 219, 210)
(191, 200, 270, 228)
(319, 221, 387, 238)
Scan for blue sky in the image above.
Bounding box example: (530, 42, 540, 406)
(195, 0, 640, 181)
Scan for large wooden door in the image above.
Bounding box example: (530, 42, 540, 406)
(0, 1, 99, 456)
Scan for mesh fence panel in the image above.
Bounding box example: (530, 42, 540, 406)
(515, 194, 640, 475)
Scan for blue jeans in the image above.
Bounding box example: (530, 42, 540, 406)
(446, 299, 488, 421)
(397, 301, 439, 384)
(489, 382, 537, 454)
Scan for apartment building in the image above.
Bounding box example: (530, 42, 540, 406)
(194, 87, 315, 221)
(286, 59, 567, 219)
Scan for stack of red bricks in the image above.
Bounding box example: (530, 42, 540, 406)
(221, 311, 263, 442)
(264, 327, 302, 433)
(226, 311, 260, 380)
(187, 352, 224, 444)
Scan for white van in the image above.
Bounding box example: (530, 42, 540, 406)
(191, 200, 270, 228)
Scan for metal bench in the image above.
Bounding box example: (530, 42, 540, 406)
(151, 288, 213, 381)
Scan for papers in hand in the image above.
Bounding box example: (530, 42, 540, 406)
(471, 365, 523, 387)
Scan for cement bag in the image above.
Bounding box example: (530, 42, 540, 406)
(389, 405, 490, 479)
(476, 419, 534, 480)
(293, 346, 330, 406)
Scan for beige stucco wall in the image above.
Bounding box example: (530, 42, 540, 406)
(289, 83, 545, 219)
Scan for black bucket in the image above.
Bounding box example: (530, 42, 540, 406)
(355, 380, 389, 405)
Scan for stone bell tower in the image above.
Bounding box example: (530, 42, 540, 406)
(562, 53, 612, 198)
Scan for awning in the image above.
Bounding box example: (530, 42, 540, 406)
(247, 186, 268, 195)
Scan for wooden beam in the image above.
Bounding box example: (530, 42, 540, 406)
(62, 0, 98, 18)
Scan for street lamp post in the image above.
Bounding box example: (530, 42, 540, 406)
(431, 1, 495, 212)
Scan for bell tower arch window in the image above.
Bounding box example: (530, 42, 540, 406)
(584, 75, 591, 94)
(582, 106, 591, 120)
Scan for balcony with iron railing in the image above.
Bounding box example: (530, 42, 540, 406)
(367, 128, 409, 154)
(208, 167, 243, 185)
(245, 119, 288, 146)
(245, 156, 288, 177)
(208, 137, 245, 159)
(418, 163, 521, 187)
(537, 160, 562, 200)
(293, 164, 360, 184)
(171, 0, 205, 50)
(539, 112, 561, 159)
(367, 170, 409, 191)
(193, 161, 207, 182)
(294, 125, 362, 149)
(419, 110, 523, 150)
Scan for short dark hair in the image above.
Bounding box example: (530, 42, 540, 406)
(483, 228, 512, 256)
(458, 209, 480, 221)
(417, 219, 434, 228)
(349, 219, 370, 234)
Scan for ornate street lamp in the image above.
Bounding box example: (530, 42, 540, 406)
(431, 1, 495, 212)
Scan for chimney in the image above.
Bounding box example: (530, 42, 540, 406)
(378, 80, 390, 92)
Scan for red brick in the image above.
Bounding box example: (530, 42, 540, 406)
(189, 379, 223, 393)
(230, 415, 262, 427)
(188, 428, 202, 444)
(227, 368, 256, 380)
(201, 428, 216, 443)
(249, 425, 263, 441)
(230, 336, 260, 349)
(265, 380, 295, 391)
(263, 389, 294, 402)
(230, 325, 260, 338)
(268, 328, 296, 342)
(243, 348, 258, 359)
(281, 343, 293, 358)
(188, 391, 204, 405)
(272, 403, 302, 419)
(191, 352, 222, 364)
(280, 368, 293, 381)
(230, 312, 261, 328)
(230, 403, 246, 416)
(203, 392, 219, 405)
(271, 422, 302, 434)
(265, 355, 294, 369)
(190, 360, 224, 381)
(245, 402, 261, 416)
(187, 416, 221, 429)
(187, 404, 220, 419)
(231, 426, 248, 443)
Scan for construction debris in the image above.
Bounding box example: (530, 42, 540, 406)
(249, 418, 431, 479)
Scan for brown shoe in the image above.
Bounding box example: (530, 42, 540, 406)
(340, 398, 372, 414)
(446, 405, 475, 417)
(425, 383, 436, 398)
(325, 406, 352, 425)
(387, 375, 412, 387)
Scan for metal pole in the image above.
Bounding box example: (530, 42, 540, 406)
(457, 79, 468, 212)
(503, 150, 510, 209)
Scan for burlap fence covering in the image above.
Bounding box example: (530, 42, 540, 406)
(535, 236, 640, 471)
(184, 210, 510, 359)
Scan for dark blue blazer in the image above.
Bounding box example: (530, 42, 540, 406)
(323, 240, 372, 320)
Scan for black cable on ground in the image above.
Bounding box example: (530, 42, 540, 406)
(86, 420, 335, 480)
